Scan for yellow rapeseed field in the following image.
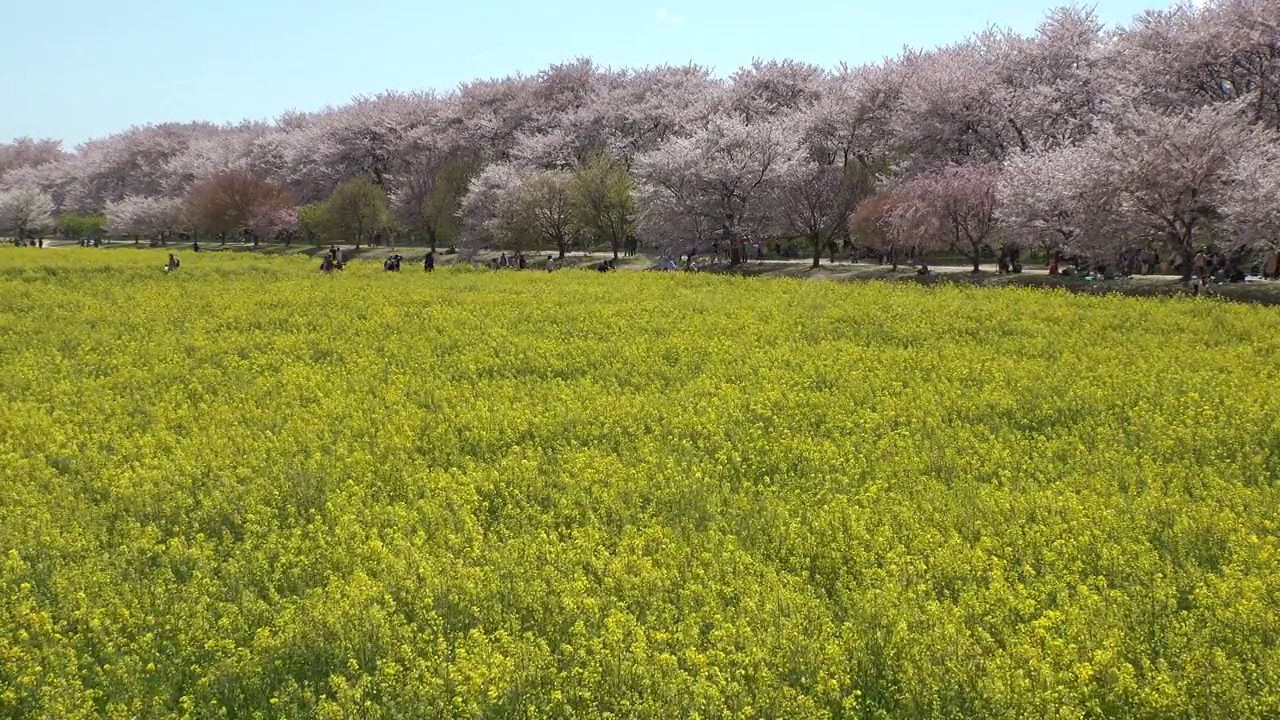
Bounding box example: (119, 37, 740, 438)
(2, 248, 1279, 719)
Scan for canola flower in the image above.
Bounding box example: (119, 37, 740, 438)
(1, 248, 1279, 719)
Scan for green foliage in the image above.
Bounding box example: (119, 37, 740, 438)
(297, 203, 326, 246)
(57, 213, 108, 241)
(322, 176, 390, 247)
(420, 156, 475, 251)
(2, 248, 1280, 718)
(573, 153, 636, 258)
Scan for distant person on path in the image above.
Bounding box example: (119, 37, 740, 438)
(517, 252, 527, 270)
(546, 255, 555, 272)
(424, 252, 435, 272)
(1193, 251, 1208, 280)
(192, 241, 200, 252)
(1048, 259, 1060, 276)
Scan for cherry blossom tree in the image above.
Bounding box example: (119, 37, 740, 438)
(526, 58, 610, 134)
(894, 8, 1108, 167)
(440, 75, 535, 163)
(896, 164, 1002, 271)
(728, 59, 826, 122)
(635, 115, 796, 258)
(249, 206, 299, 244)
(997, 144, 1095, 256)
(461, 163, 581, 257)
(1000, 6, 1108, 149)
(894, 39, 1018, 164)
(1076, 100, 1274, 277)
(634, 177, 717, 260)
(61, 123, 219, 212)
(460, 162, 524, 252)
(279, 92, 437, 204)
(587, 64, 722, 159)
(162, 122, 275, 194)
(104, 196, 187, 243)
(0, 137, 66, 177)
(848, 188, 927, 270)
(1109, 0, 1279, 127)
(772, 160, 875, 269)
(1223, 143, 1280, 252)
(808, 64, 899, 169)
(0, 183, 55, 239)
(773, 66, 897, 269)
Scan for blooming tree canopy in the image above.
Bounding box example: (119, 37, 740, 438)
(0, 183, 55, 238)
(0, 2, 1274, 265)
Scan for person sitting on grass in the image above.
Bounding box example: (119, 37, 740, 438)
(916, 262, 931, 276)
(165, 253, 180, 272)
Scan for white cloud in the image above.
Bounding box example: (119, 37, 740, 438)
(655, 7, 684, 25)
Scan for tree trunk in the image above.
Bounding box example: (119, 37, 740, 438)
(811, 234, 822, 269)
(558, 240, 566, 260)
(890, 247, 898, 272)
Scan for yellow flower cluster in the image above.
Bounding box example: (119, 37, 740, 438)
(2, 248, 1279, 718)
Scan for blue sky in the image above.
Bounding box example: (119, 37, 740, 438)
(3, 0, 1172, 148)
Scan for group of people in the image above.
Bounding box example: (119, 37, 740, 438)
(320, 246, 346, 272)
(11, 238, 43, 247)
(488, 252, 528, 270)
(997, 246, 1023, 274)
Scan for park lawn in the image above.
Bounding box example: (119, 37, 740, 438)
(2, 248, 1279, 719)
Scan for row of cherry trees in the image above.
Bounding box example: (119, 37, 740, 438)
(2, 0, 1278, 273)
